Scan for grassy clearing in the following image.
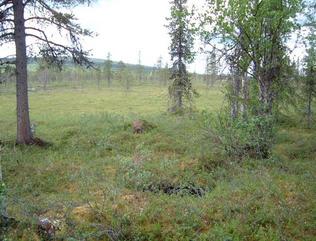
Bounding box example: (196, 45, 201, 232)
(0, 84, 315, 240)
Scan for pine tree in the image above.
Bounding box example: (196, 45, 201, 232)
(0, 0, 93, 144)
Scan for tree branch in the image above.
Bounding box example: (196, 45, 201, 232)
(25, 32, 93, 68)
(25, 16, 82, 35)
(0, 0, 11, 9)
(0, 31, 14, 39)
(26, 31, 73, 52)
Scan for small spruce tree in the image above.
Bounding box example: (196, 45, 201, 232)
(167, 0, 195, 113)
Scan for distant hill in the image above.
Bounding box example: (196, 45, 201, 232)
(90, 58, 156, 73)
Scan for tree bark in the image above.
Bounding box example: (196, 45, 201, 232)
(259, 78, 273, 115)
(14, 0, 33, 144)
(176, 87, 183, 110)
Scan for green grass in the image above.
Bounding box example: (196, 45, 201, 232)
(0, 83, 315, 241)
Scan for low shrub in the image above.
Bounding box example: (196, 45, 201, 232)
(201, 111, 276, 160)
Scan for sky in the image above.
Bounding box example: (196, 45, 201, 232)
(0, 0, 206, 73)
(73, 0, 206, 73)
(73, 0, 172, 68)
(72, 0, 308, 73)
(0, 0, 307, 74)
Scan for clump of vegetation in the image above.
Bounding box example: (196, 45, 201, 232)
(117, 158, 211, 197)
(201, 112, 275, 160)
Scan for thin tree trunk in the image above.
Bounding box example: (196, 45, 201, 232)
(107, 74, 111, 88)
(231, 71, 241, 119)
(241, 74, 249, 119)
(14, 0, 33, 144)
(259, 78, 273, 115)
(307, 91, 312, 128)
(43, 69, 48, 90)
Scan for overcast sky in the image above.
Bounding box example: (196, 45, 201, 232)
(0, 0, 306, 74)
(73, 0, 306, 72)
(0, 0, 205, 73)
(74, 0, 169, 65)
(73, 0, 206, 73)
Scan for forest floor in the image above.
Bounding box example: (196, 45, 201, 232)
(0, 84, 315, 240)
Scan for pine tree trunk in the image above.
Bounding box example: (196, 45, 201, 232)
(177, 88, 183, 110)
(14, 0, 33, 145)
